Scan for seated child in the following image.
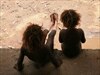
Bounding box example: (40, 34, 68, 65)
(59, 9, 86, 58)
(14, 13, 62, 71)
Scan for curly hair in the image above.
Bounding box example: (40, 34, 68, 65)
(22, 24, 43, 50)
(60, 9, 80, 28)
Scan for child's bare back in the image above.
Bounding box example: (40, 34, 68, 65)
(59, 9, 86, 58)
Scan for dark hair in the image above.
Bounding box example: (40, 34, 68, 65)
(22, 24, 43, 50)
(60, 9, 80, 28)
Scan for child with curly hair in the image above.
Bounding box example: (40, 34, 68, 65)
(14, 13, 62, 71)
(59, 9, 86, 58)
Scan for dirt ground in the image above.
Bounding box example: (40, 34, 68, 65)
(0, 0, 100, 49)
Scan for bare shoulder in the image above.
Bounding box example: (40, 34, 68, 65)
(60, 29, 66, 33)
(77, 28, 84, 33)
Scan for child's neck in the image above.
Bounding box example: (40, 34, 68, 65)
(67, 27, 76, 29)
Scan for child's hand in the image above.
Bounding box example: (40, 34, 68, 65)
(14, 64, 24, 71)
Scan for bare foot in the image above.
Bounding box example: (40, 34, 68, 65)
(50, 13, 58, 23)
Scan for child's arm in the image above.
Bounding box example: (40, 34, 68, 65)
(42, 13, 58, 44)
(79, 28, 86, 43)
(59, 29, 65, 43)
(14, 47, 25, 71)
(42, 29, 49, 44)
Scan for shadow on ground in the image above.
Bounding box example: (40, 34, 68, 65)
(0, 48, 100, 75)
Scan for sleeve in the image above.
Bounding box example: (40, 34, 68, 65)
(79, 28, 86, 43)
(59, 29, 65, 43)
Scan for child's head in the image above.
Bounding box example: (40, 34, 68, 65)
(60, 9, 80, 28)
(23, 24, 43, 49)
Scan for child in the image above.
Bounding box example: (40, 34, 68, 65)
(59, 9, 86, 58)
(14, 13, 62, 71)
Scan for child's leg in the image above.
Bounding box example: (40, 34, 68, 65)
(46, 30, 56, 51)
(42, 29, 49, 44)
(46, 30, 62, 68)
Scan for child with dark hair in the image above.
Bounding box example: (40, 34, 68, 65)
(59, 9, 86, 58)
(14, 13, 62, 71)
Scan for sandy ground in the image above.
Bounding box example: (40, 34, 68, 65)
(0, 0, 100, 49)
(0, 48, 100, 75)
